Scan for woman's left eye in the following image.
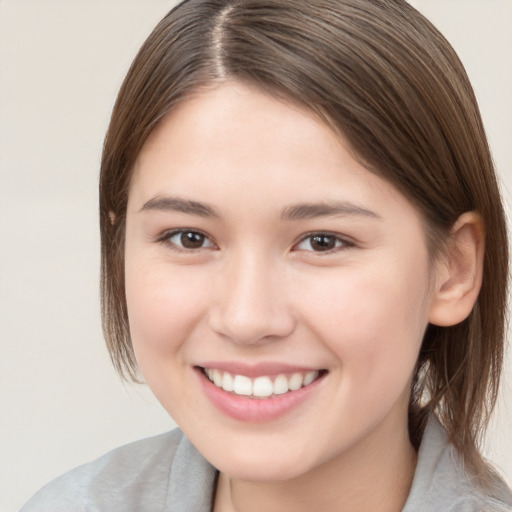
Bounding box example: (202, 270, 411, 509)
(161, 230, 216, 251)
(294, 233, 353, 253)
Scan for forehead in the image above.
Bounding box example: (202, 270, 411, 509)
(128, 81, 419, 227)
(134, 81, 345, 171)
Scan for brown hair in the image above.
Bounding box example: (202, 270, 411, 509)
(99, 0, 508, 483)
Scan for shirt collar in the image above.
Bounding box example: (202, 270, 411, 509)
(168, 432, 217, 512)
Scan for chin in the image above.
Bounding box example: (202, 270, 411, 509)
(208, 444, 318, 483)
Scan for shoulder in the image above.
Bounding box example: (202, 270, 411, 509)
(20, 428, 185, 512)
(404, 416, 512, 512)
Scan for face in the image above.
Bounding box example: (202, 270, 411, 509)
(125, 81, 438, 482)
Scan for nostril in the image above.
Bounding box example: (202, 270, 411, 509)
(208, 304, 297, 346)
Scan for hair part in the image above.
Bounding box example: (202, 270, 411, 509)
(99, 0, 509, 486)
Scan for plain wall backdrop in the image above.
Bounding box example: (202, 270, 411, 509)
(1, 1, 511, 510)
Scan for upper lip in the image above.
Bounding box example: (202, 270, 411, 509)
(196, 361, 325, 378)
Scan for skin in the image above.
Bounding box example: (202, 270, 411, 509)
(124, 81, 483, 512)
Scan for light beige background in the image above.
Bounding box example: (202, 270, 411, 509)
(0, 1, 510, 511)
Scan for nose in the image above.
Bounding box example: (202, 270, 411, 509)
(208, 252, 296, 345)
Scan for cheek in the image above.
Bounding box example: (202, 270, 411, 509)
(298, 256, 431, 394)
(124, 255, 211, 362)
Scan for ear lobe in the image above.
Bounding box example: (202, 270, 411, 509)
(428, 212, 485, 327)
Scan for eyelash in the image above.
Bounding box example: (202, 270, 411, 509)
(293, 232, 355, 254)
(157, 229, 217, 252)
(157, 229, 355, 254)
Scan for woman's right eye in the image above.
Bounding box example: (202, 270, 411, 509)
(159, 230, 216, 251)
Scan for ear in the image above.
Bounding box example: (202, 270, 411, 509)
(109, 211, 116, 225)
(429, 212, 485, 327)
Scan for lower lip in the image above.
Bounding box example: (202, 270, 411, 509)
(195, 368, 326, 422)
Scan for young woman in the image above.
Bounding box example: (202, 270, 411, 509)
(22, 0, 512, 511)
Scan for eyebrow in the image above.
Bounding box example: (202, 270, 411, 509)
(281, 201, 381, 220)
(139, 196, 221, 218)
(139, 195, 380, 221)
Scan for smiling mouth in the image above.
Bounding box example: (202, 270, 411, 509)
(199, 367, 327, 399)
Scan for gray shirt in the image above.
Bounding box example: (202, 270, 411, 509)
(20, 416, 512, 512)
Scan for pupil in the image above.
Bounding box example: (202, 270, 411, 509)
(181, 232, 204, 248)
(311, 235, 335, 251)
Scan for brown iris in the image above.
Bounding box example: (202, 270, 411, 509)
(180, 231, 206, 249)
(310, 235, 337, 251)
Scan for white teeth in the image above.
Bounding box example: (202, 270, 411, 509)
(213, 369, 223, 387)
(253, 376, 274, 397)
(288, 373, 304, 391)
(233, 375, 252, 396)
(273, 374, 289, 395)
(222, 372, 234, 392)
(205, 368, 322, 397)
(303, 370, 319, 386)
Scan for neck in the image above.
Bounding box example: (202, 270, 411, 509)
(214, 412, 417, 512)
